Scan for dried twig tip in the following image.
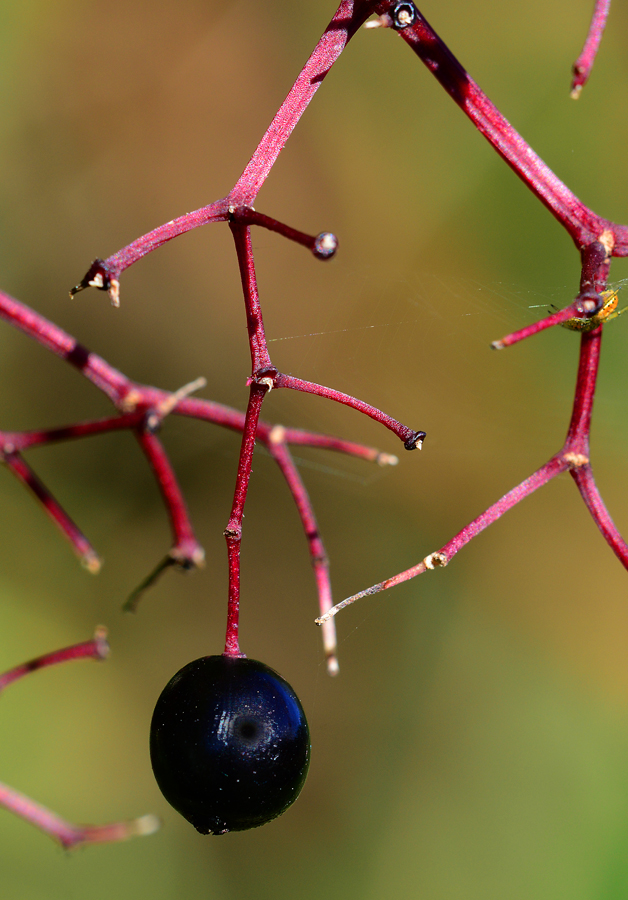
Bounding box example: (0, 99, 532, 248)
(364, 14, 391, 29)
(377, 452, 398, 467)
(404, 430, 426, 451)
(92, 626, 110, 660)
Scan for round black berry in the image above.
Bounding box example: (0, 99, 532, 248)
(149, 655, 310, 835)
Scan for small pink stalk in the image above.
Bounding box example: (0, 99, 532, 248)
(1, 450, 101, 573)
(0, 627, 109, 693)
(571, 0, 611, 97)
(267, 427, 338, 675)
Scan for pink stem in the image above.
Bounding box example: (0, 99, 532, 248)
(0, 627, 109, 693)
(0, 290, 128, 404)
(1, 450, 101, 572)
(562, 326, 628, 566)
(266, 428, 338, 675)
(134, 429, 204, 567)
(493, 240, 611, 349)
(0, 630, 159, 846)
(274, 372, 425, 449)
(230, 222, 273, 373)
(223, 385, 268, 657)
(320, 313, 627, 622)
(491, 298, 598, 350)
(230, 207, 338, 260)
(564, 327, 600, 454)
(0, 414, 145, 450)
(571, 465, 628, 566)
(571, 0, 611, 97)
(232, 0, 373, 205)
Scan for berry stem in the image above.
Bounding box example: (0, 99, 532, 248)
(223, 384, 269, 658)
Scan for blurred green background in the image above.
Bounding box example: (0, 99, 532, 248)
(2, 0, 628, 897)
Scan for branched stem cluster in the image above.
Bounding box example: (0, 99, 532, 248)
(0, 0, 625, 843)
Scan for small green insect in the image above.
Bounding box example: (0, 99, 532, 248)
(562, 288, 626, 332)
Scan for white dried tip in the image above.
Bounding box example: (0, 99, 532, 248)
(377, 452, 398, 467)
(120, 388, 143, 413)
(92, 626, 110, 660)
(125, 813, 161, 838)
(81, 550, 102, 574)
(107, 279, 121, 308)
(77, 813, 161, 848)
(364, 14, 391, 28)
(326, 654, 339, 677)
(154, 376, 207, 421)
(598, 229, 615, 255)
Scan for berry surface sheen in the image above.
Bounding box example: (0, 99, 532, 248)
(150, 655, 310, 834)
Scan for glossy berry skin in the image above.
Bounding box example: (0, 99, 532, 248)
(150, 655, 310, 835)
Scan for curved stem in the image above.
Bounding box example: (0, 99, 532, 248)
(267, 427, 338, 674)
(570, 464, 628, 567)
(274, 373, 425, 449)
(134, 430, 205, 567)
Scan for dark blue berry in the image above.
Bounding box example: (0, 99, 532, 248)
(149, 655, 310, 835)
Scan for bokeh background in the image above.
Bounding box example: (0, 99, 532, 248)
(1, 0, 628, 897)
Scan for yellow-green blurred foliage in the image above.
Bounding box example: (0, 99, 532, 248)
(2, 1, 628, 897)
